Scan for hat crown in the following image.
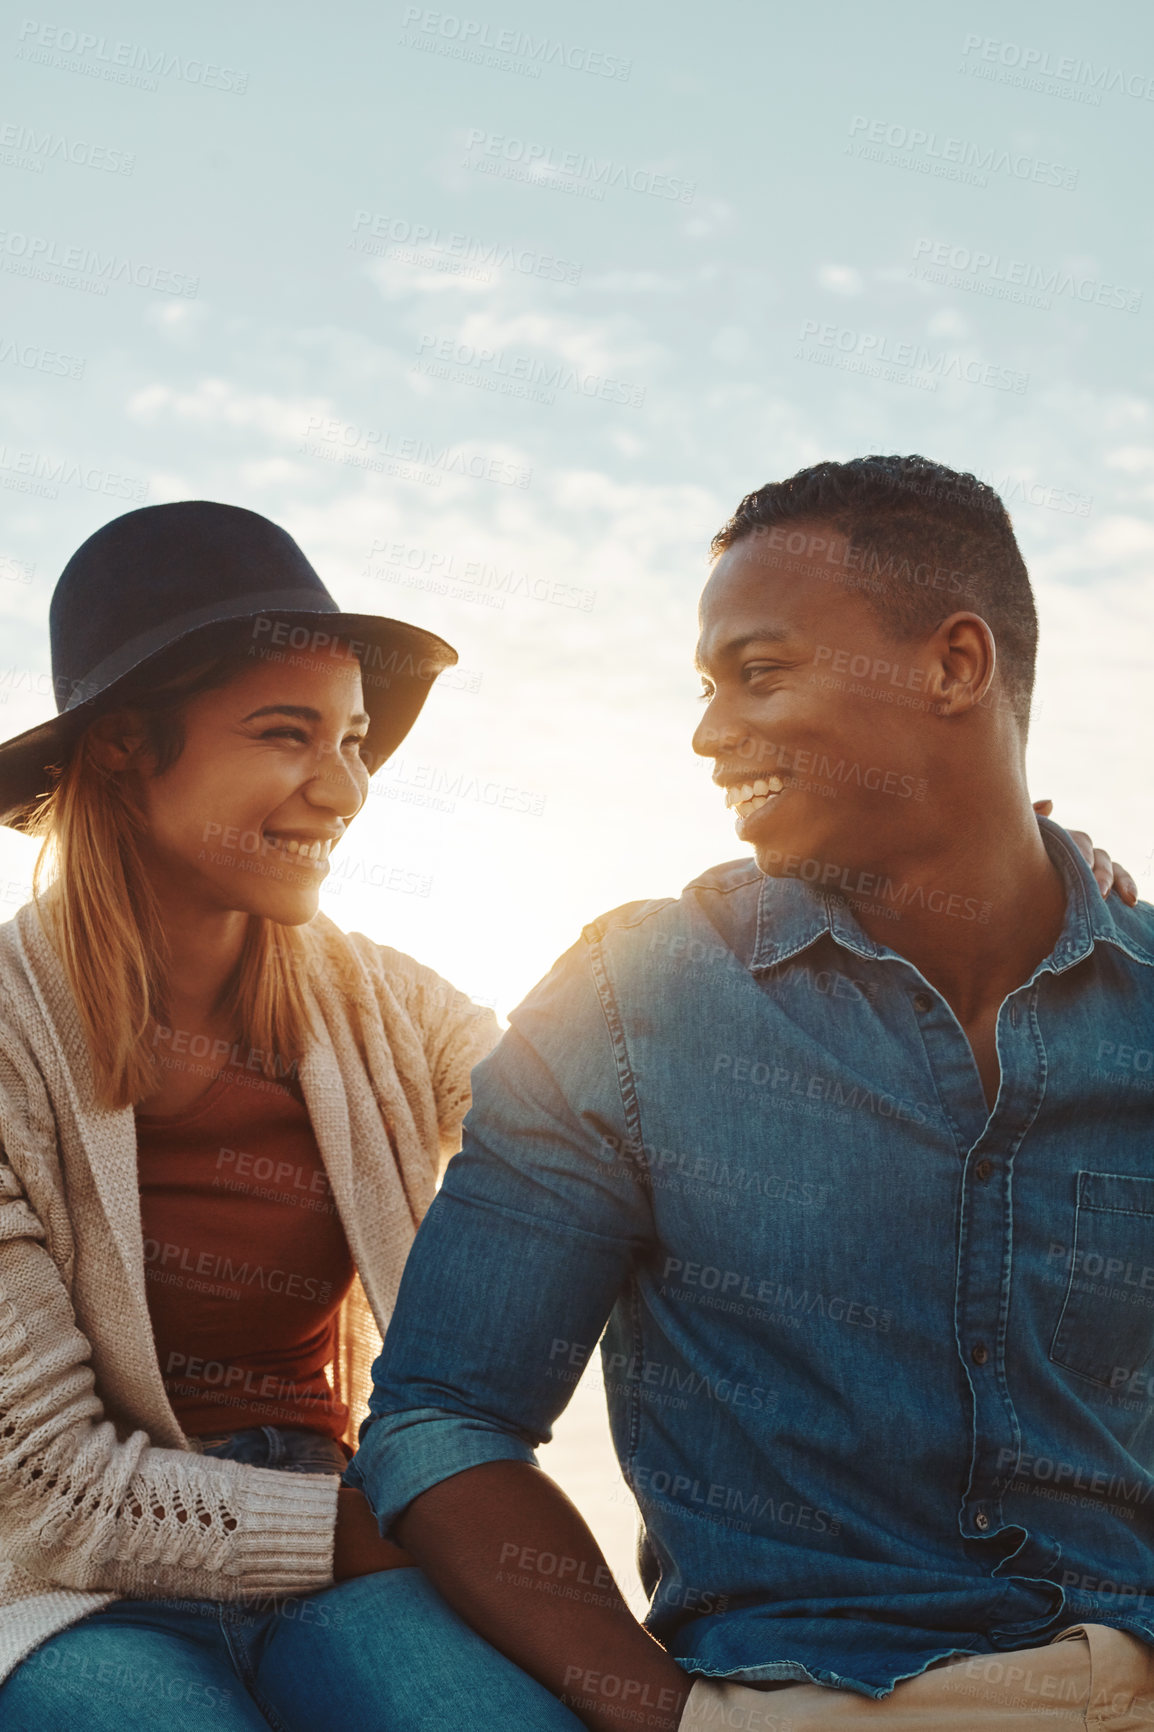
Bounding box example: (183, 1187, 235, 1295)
(49, 501, 336, 713)
(0, 499, 458, 832)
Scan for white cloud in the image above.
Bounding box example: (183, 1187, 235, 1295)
(926, 307, 971, 339)
(366, 256, 499, 300)
(126, 379, 330, 443)
(144, 301, 207, 332)
(1104, 445, 1154, 474)
(817, 265, 863, 295)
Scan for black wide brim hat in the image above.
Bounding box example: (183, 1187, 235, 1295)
(0, 500, 459, 833)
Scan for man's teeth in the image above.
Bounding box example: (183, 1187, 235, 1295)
(263, 835, 331, 862)
(724, 776, 785, 818)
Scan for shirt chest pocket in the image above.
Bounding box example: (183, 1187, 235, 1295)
(1050, 1171, 1154, 1386)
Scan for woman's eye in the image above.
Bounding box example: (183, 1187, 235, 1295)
(697, 685, 715, 704)
(262, 727, 310, 743)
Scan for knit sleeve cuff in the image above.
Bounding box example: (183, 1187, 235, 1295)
(223, 1463, 339, 1593)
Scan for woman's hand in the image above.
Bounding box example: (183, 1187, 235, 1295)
(1033, 800, 1139, 905)
(333, 1485, 414, 1582)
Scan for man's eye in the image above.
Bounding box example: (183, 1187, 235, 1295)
(262, 727, 309, 743)
(744, 664, 783, 683)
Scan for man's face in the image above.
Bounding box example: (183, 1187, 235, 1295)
(693, 523, 943, 882)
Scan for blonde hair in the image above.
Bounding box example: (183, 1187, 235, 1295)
(24, 625, 324, 1111)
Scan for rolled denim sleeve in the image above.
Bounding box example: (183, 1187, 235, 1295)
(344, 932, 654, 1530)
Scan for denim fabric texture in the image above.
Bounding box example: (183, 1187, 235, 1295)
(0, 1426, 583, 1730)
(191, 1426, 352, 1475)
(0, 1570, 585, 1731)
(345, 820, 1154, 1697)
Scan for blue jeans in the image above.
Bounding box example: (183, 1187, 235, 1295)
(0, 1427, 584, 1731)
(188, 1424, 354, 1474)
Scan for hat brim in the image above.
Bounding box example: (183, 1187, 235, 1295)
(0, 608, 457, 833)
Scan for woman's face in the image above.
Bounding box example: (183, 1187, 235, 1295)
(129, 642, 371, 926)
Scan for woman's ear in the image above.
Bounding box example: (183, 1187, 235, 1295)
(85, 708, 149, 773)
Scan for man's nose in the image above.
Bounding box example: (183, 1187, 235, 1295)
(693, 697, 747, 761)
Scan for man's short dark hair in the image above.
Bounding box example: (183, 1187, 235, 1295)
(711, 454, 1038, 734)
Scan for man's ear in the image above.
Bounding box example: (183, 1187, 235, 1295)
(922, 613, 997, 718)
(85, 707, 149, 773)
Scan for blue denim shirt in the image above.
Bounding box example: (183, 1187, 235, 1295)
(345, 819, 1154, 1696)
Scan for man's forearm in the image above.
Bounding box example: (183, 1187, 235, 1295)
(395, 1459, 691, 1732)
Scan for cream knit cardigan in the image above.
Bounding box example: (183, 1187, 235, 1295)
(0, 896, 499, 1688)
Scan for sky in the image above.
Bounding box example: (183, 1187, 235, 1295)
(1, 0, 1152, 1600)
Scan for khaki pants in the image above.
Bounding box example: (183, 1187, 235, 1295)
(680, 1626, 1154, 1731)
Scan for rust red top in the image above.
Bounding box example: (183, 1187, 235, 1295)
(136, 1065, 356, 1439)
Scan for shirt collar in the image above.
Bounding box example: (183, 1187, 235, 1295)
(749, 815, 1154, 976)
(750, 873, 839, 972)
(1031, 815, 1154, 973)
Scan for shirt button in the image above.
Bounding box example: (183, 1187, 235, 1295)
(975, 1509, 990, 1531)
(971, 1342, 989, 1366)
(913, 992, 933, 1014)
(975, 1159, 994, 1183)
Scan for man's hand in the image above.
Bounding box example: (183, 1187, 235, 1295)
(333, 1485, 414, 1581)
(1033, 800, 1138, 905)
